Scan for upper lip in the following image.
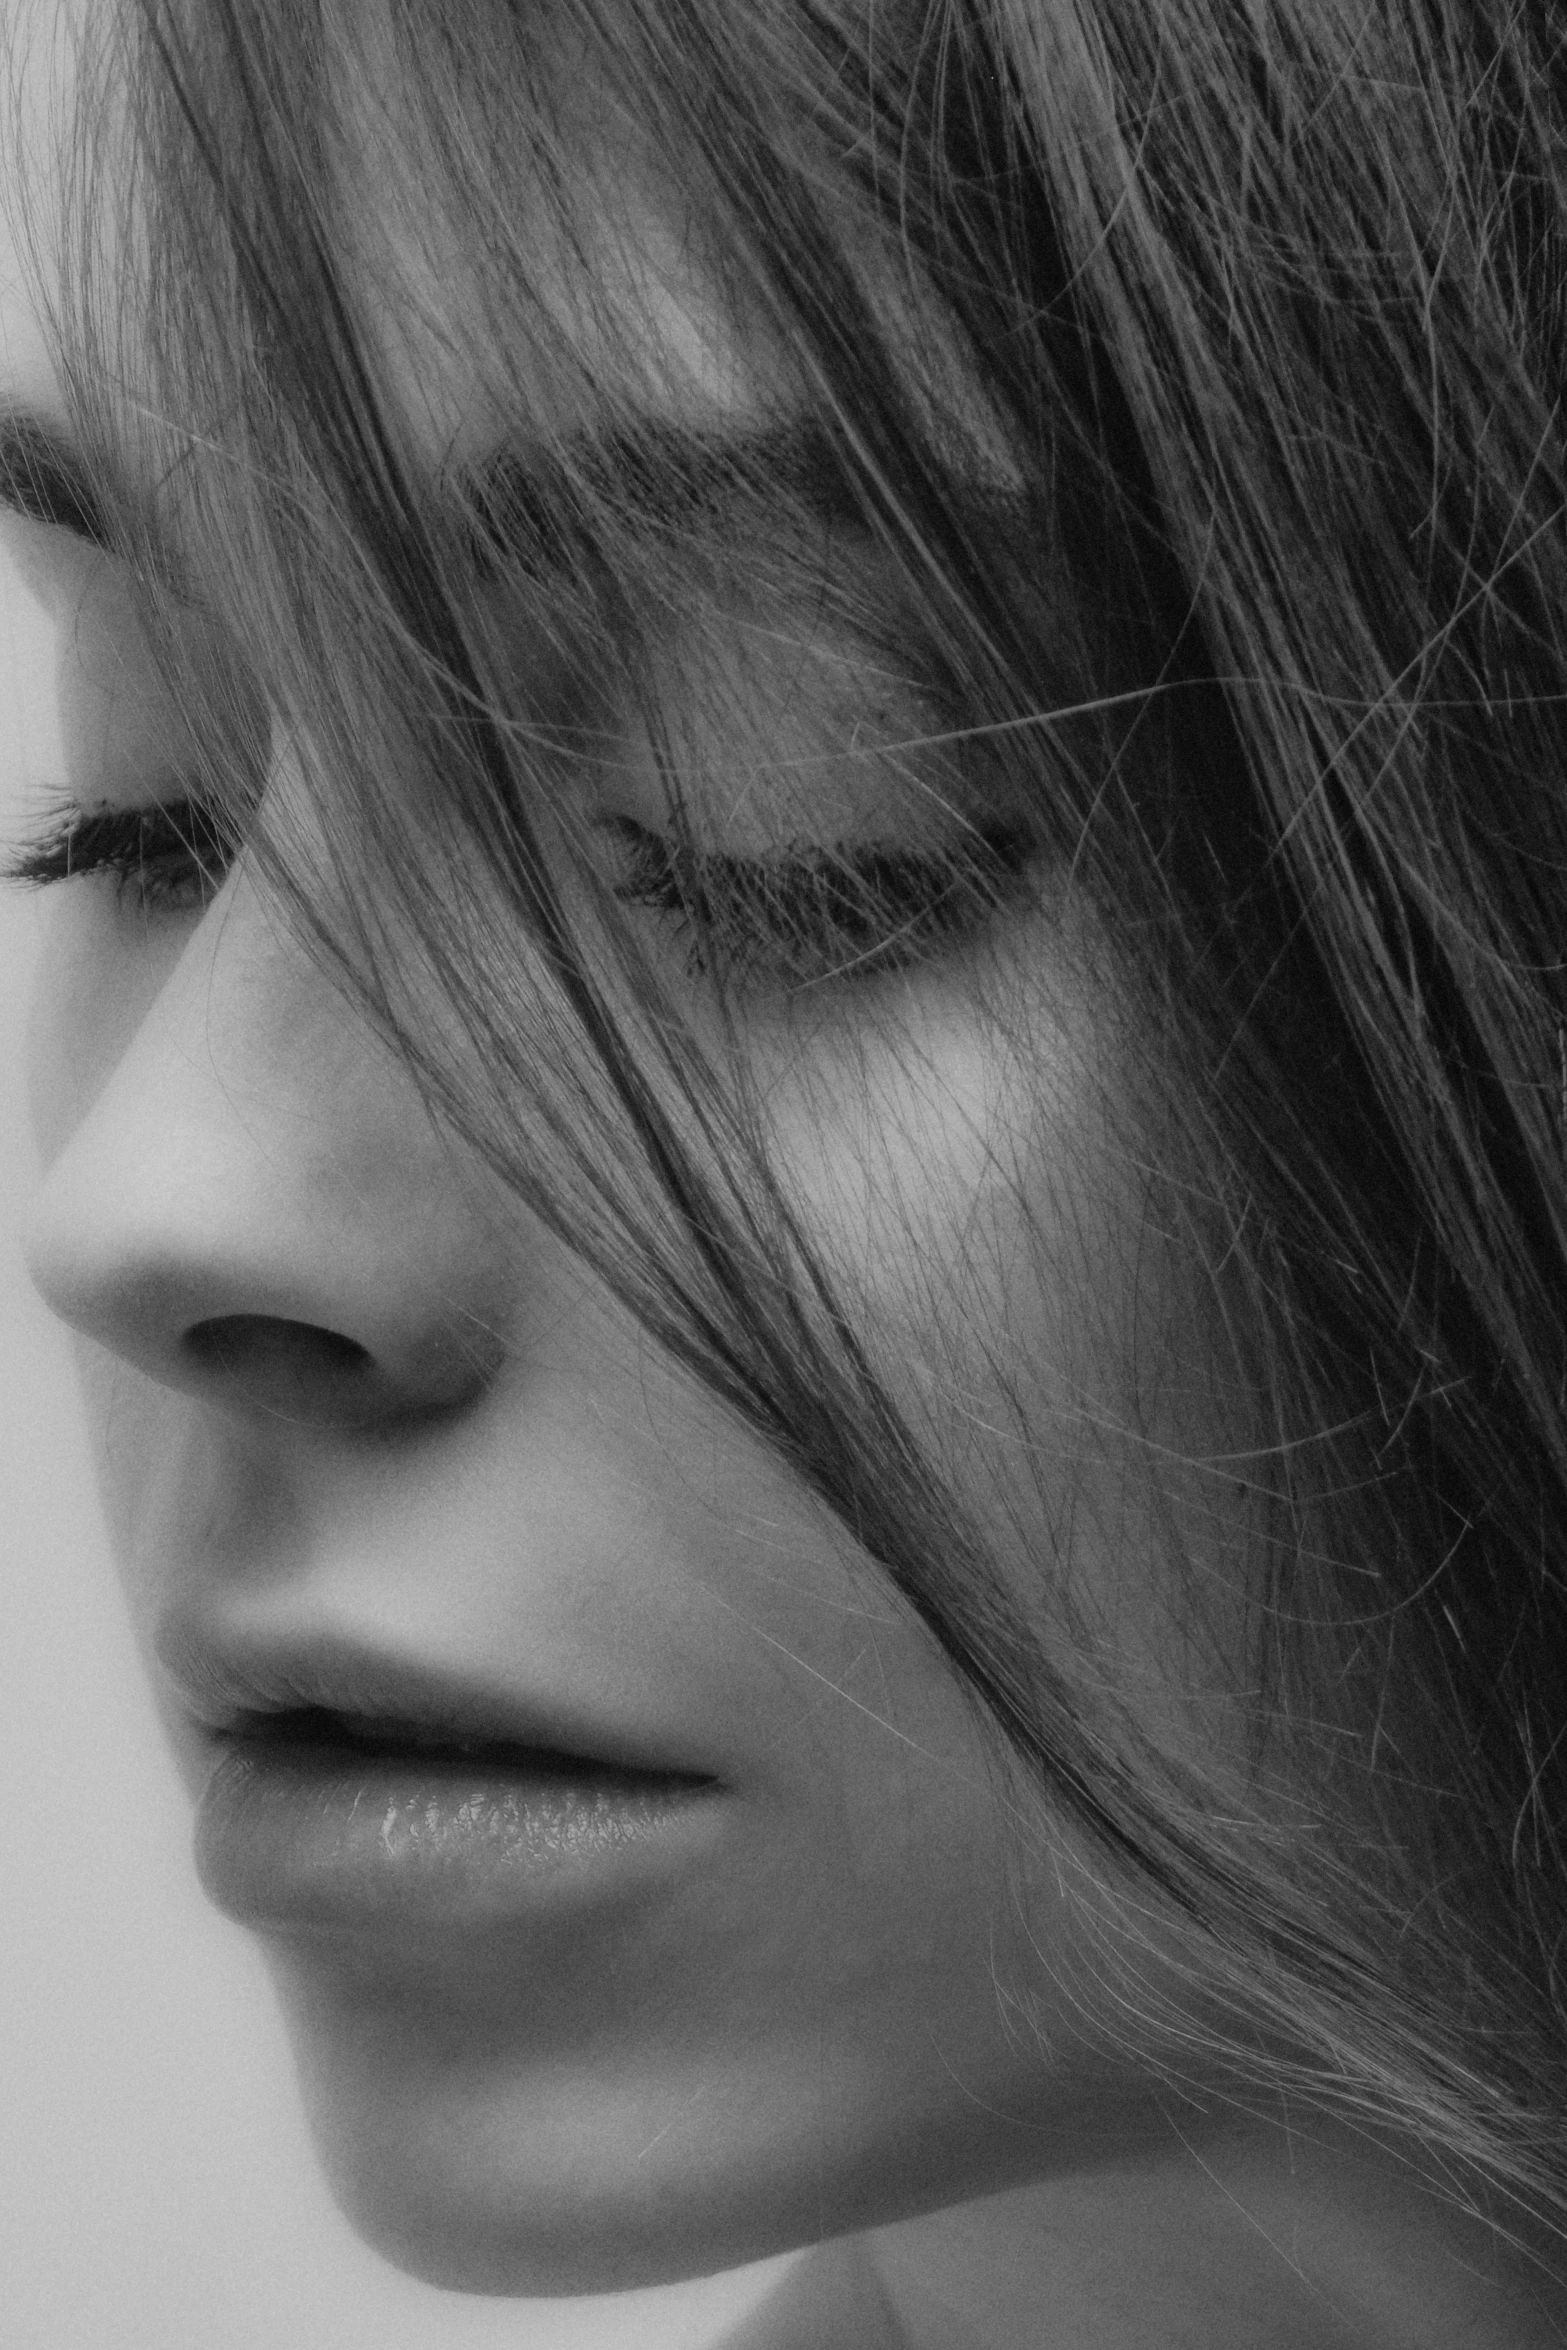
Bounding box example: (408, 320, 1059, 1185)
(153, 1618, 718, 1782)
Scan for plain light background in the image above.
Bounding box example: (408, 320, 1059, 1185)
(0, 527, 797, 2343)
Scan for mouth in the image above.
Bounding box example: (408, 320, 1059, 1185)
(168, 1639, 726, 1940)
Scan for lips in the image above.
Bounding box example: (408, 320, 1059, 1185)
(157, 1619, 719, 1777)
(231, 1702, 617, 1767)
(156, 1624, 725, 1939)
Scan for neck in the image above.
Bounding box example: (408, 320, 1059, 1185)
(715, 2118, 1567, 2350)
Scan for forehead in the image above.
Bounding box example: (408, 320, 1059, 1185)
(362, 190, 764, 481)
(0, 0, 1012, 572)
(337, 0, 764, 433)
(0, 3, 770, 534)
(0, 5, 71, 437)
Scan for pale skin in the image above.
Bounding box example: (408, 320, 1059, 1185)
(5, 9, 1567, 2344)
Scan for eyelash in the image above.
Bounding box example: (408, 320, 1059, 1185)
(600, 815, 1036, 985)
(3, 797, 1035, 984)
(2, 800, 239, 914)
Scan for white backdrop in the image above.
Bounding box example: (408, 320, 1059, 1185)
(0, 538, 794, 2347)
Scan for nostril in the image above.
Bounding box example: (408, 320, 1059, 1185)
(182, 1315, 380, 1423)
(185, 1316, 374, 1378)
(176, 1313, 491, 1426)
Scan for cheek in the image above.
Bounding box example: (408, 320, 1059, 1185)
(764, 958, 1124, 1469)
(26, 888, 188, 1161)
(759, 957, 1223, 1691)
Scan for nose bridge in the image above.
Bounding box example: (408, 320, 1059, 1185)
(25, 870, 510, 1421)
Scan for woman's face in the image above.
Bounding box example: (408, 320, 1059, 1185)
(4, 23, 1241, 2299)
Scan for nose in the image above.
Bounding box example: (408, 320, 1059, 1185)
(24, 866, 510, 1429)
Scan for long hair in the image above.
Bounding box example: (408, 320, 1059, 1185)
(35, 0, 1567, 2242)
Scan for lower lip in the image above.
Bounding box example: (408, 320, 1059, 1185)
(194, 1735, 722, 1936)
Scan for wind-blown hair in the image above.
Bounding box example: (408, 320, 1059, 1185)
(34, 0, 1567, 2243)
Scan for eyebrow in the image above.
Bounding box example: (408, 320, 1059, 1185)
(0, 401, 1008, 590)
(463, 415, 871, 569)
(597, 416, 869, 530)
(0, 402, 870, 575)
(0, 408, 111, 546)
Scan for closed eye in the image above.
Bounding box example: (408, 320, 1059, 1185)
(601, 814, 1038, 988)
(2, 791, 1037, 983)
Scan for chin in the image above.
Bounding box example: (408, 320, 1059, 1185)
(269, 1986, 843, 2298)
(316, 2163, 711, 2300)
(257, 1918, 1066, 2297)
(295, 2082, 838, 2300)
